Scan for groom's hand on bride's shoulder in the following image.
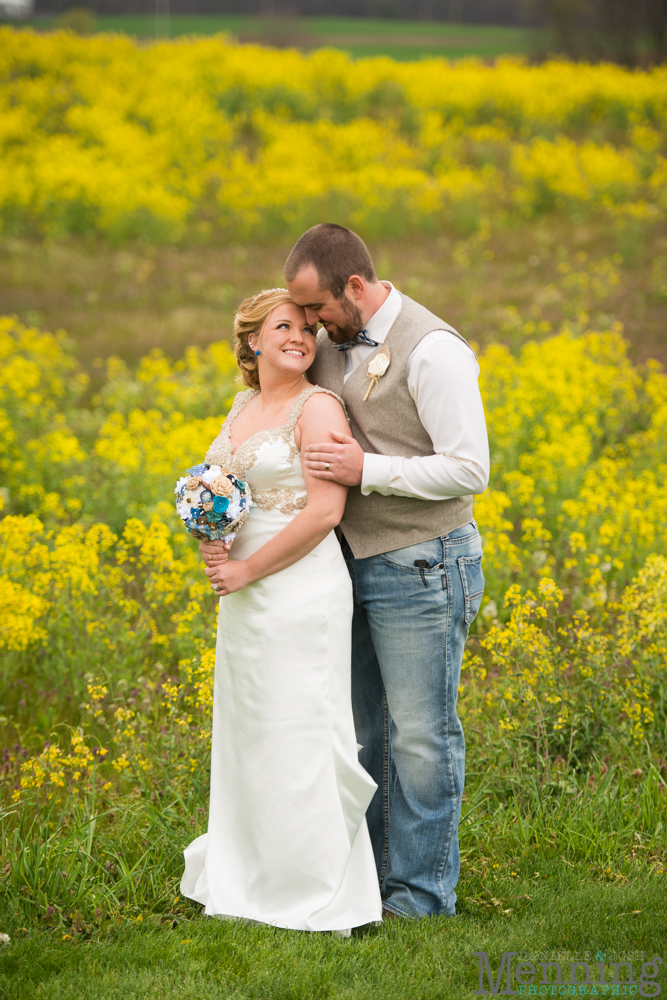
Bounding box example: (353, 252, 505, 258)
(304, 431, 364, 487)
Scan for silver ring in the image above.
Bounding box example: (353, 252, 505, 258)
(212, 583, 219, 591)
(325, 462, 330, 472)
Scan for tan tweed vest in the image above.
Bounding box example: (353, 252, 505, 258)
(308, 293, 475, 559)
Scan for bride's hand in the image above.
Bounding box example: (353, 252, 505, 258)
(206, 559, 251, 597)
(199, 538, 232, 569)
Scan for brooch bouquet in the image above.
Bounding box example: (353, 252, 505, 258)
(174, 464, 252, 542)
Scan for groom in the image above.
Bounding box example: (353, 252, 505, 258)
(285, 223, 489, 919)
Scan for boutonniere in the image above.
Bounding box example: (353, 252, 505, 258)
(362, 345, 390, 400)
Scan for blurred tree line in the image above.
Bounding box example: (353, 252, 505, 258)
(32, 0, 667, 63)
(35, 0, 541, 22)
(536, 0, 667, 64)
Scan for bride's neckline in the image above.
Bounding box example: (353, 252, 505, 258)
(227, 386, 311, 457)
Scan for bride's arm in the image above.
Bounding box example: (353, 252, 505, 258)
(205, 393, 349, 596)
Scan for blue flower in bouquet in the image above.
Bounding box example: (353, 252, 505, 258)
(213, 496, 229, 514)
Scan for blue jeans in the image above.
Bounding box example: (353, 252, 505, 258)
(342, 522, 484, 918)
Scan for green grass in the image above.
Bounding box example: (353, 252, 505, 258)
(2, 761, 665, 997)
(1, 865, 665, 999)
(6, 15, 540, 61)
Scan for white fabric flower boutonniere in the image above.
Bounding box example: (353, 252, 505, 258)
(362, 345, 390, 400)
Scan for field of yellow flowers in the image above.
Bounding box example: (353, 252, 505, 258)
(0, 27, 666, 940)
(1, 27, 667, 241)
(1, 304, 665, 926)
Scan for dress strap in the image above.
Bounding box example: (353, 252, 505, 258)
(223, 388, 259, 431)
(285, 386, 347, 432)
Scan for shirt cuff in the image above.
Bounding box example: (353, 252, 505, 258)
(361, 453, 394, 496)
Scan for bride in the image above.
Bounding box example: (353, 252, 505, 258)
(180, 288, 382, 933)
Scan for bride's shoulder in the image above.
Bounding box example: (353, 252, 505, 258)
(298, 385, 348, 422)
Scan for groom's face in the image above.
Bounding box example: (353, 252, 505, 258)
(286, 265, 364, 345)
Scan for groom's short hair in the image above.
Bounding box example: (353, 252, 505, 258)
(284, 223, 377, 299)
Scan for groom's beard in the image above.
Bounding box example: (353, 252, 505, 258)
(324, 296, 364, 344)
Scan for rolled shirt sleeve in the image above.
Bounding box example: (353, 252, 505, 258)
(360, 331, 490, 501)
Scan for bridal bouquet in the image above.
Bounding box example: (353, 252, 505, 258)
(174, 464, 252, 543)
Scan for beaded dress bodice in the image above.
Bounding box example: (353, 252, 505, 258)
(205, 385, 343, 517)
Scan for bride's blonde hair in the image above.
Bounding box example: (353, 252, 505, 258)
(234, 288, 296, 390)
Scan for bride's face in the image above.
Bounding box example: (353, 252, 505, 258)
(252, 303, 316, 379)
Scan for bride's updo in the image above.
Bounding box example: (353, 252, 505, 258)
(234, 287, 295, 389)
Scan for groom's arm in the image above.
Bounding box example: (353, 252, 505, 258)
(362, 333, 489, 499)
(305, 333, 490, 499)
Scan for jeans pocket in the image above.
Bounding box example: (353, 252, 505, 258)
(458, 553, 485, 625)
(379, 538, 443, 574)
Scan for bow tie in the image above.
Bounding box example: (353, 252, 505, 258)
(331, 330, 380, 352)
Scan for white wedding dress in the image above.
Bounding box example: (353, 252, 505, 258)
(180, 385, 382, 932)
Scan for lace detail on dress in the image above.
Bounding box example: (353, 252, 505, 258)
(205, 389, 258, 473)
(253, 488, 308, 516)
(284, 385, 346, 429)
(204, 385, 347, 508)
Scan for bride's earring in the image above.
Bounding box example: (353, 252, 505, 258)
(251, 342, 260, 356)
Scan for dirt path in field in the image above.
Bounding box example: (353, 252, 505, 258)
(0, 219, 665, 371)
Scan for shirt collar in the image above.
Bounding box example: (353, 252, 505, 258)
(364, 282, 402, 345)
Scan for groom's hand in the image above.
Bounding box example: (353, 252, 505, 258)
(304, 431, 364, 487)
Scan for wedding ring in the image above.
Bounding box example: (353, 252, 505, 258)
(212, 583, 219, 591)
(325, 462, 330, 472)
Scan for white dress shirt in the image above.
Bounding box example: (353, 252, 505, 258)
(345, 283, 490, 501)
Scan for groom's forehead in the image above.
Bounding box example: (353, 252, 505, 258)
(288, 263, 330, 300)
